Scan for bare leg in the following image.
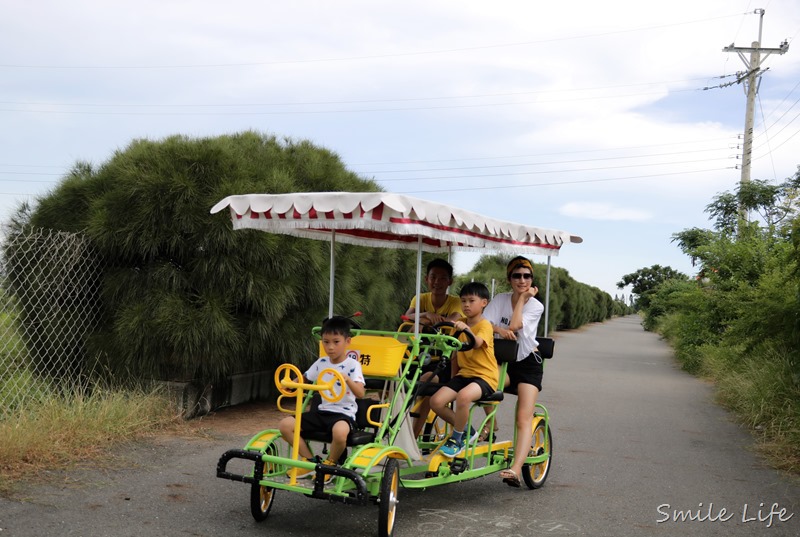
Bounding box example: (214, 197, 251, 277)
(452, 383, 483, 432)
(412, 371, 438, 437)
(501, 383, 539, 480)
(279, 415, 314, 460)
(430, 386, 457, 426)
(327, 420, 351, 463)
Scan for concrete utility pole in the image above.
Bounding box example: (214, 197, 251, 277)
(723, 9, 789, 188)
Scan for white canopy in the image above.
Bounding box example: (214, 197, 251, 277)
(210, 192, 581, 256)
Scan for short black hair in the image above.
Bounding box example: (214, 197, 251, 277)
(426, 258, 454, 278)
(320, 316, 352, 338)
(459, 281, 490, 300)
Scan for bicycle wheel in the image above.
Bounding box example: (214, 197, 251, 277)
(250, 444, 278, 521)
(521, 419, 552, 489)
(378, 458, 400, 537)
(421, 412, 448, 442)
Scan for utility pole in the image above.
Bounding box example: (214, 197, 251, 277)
(723, 9, 789, 190)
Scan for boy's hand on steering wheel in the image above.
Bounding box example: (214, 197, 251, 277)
(452, 320, 468, 332)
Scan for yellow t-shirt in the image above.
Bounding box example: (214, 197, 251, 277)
(454, 318, 498, 391)
(408, 293, 463, 318)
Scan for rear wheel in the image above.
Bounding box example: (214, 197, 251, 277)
(422, 412, 448, 443)
(521, 419, 551, 489)
(378, 458, 400, 537)
(250, 445, 278, 521)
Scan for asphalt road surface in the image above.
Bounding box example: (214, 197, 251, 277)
(2, 315, 798, 536)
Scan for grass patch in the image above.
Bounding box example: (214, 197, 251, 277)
(0, 384, 189, 496)
(661, 323, 800, 475)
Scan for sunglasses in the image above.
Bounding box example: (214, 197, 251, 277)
(511, 273, 533, 280)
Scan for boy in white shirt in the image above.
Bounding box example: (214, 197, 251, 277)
(278, 316, 365, 479)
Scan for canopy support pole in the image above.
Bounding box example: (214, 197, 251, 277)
(543, 255, 552, 337)
(414, 236, 422, 336)
(328, 230, 336, 319)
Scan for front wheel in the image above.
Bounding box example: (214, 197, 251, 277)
(378, 458, 400, 537)
(521, 419, 552, 489)
(250, 445, 278, 521)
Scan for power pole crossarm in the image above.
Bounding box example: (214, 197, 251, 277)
(723, 41, 790, 57)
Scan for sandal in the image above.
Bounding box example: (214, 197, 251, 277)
(478, 425, 499, 442)
(500, 469, 521, 488)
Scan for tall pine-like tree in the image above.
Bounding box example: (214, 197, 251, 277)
(8, 131, 418, 383)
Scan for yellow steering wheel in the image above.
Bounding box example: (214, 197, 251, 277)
(317, 368, 346, 403)
(274, 364, 303, 397)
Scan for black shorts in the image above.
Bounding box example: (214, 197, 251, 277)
(299, 410, 355, 436)
(443, 376, 495, 400)
(507, 352, 544, 392)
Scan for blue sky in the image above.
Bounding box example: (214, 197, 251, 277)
(2, 1, 800, 297)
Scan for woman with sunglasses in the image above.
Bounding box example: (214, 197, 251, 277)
(483, 256, 544, 488)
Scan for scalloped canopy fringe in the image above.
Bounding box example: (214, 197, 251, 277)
(211, 192, 582, 255)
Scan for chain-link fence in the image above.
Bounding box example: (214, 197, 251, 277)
(0, 228, 105, 418)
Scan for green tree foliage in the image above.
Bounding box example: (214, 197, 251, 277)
(7, 132, 419, 382)
(616, 264, 689, 309)
(704, 175, 800, 237)
(649, 173, 800, 350)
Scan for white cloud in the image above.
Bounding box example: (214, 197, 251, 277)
(559, 202, 652, 222)
(1, 0, 798, 297)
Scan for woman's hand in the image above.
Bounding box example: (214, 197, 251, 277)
(500, 327, 517, 340)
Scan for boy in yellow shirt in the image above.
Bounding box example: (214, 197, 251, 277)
(405, 258, 464, 438)
(430, 282, 497, 458)
(403, 258, 463, 326)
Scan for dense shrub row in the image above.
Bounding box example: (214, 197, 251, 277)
(453, 254, 631, 334)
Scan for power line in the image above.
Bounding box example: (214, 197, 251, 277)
(395, 167, 734, 194)
(752, 79, 800, 131)
(752, 108, 800, 155)
(350, 137, 737, 166)
(752, 92, 800, 145)
(754, 123, 800, 156)
(0, 170, 63, 176)
(0, 13, 747, 70)
(0, 87, 709, 117)
(355, 147, 732, 175)
(0, 77, 720, 109)
(755, 92, 779, 182)
(373, 157, 734, 183)
(0, 137, 736, 182)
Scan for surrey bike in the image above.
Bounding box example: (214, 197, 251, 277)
(211, 192, 577, 537)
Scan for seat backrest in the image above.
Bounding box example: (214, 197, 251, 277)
(319, 335, 407, 378)
(537, 337, 555, 359)
(493, 338, 519, 364)
(494, 336, 556, 362)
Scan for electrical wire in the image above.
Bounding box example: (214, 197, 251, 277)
(393, 166, 735, 194)
(355, 147, 732, 175)
(350, 137, 737, 166)
(0, 13, 749, 70)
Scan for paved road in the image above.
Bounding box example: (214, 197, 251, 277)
(2, 315, 798, 536)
